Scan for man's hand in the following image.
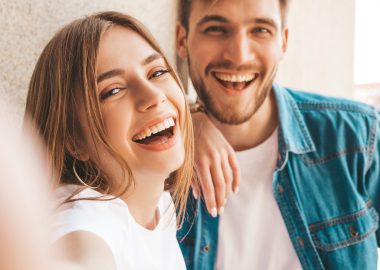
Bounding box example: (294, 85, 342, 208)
(192, 112, 240, 217)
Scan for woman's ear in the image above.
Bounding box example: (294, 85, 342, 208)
(176, 22, 188, 59)
(65, 141, 89, 161)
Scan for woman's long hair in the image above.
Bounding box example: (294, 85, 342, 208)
(25, 11, 194, 225)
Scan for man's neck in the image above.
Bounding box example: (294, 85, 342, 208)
(211, 92, 278, 151)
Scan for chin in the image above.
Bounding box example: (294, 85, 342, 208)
(143, 146, 185, 178)
(164, 148, 185, 172)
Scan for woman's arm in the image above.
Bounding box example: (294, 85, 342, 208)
(53, 231, 117, 270)
(191, 112, 240, 217)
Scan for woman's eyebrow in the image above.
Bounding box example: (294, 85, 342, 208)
(97, 53, 163, 84)
(97, 69, 124, 84)
(141, 52, 163, 66)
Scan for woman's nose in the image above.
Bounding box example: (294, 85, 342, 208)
(135, 82, 167, 112)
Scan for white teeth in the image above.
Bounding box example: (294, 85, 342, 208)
(143, 129, 151, 138)
(163, 120, 170, 129)
(133, 117, 176, 141)
(214, 72, 255, 82)
(156, 123, 166, 132)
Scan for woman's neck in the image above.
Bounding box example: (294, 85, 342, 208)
(120, 173, 166, 230)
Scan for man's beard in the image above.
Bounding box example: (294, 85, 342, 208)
(188, 60, 277, 125)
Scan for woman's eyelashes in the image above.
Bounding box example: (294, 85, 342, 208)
(99, 67, 170, 101)
(149, 68, 170, 79)
(100, 87, 126, 101)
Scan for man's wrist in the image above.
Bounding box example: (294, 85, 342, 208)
(189, 101, 206, 114)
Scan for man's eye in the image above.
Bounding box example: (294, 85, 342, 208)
(150, 69, 170, 79)
(100, 87, 122, 101)
(203, 26, 228, 35)
(253, 27, 271, 34)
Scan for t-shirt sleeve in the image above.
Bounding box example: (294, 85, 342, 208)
(53, 202, 109, 240)
(52, 199, 128, 268)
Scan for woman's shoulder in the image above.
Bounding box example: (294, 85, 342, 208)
(55, 185, 126, 212)
(53, 185, 131, 240)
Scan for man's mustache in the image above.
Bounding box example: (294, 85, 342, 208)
(205, 61, 261, 76)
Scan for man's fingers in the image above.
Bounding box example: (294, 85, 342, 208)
(229, 153, 241, 194)
(196, 164, 218, 217)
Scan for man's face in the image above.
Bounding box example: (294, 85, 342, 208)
(177, 0, 288, 124)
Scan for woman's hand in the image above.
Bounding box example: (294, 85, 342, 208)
(191, 112, 240, 217)
(0, 114, 116, 270)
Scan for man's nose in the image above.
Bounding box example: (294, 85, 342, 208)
(223, 30, 255, 65)
(135, 81, 167, 112)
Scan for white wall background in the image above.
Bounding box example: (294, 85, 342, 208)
(355, 0, 380, 85)
(0, 0, 177, 127)
(276, 0, 356, 98)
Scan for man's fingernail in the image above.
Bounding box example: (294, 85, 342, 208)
(218, 207, 224, 215)
(210, 208, 217, 217)
(234, 187, 240, 194)
(224, 199, 227, 205)
(192, 189, 198, 199)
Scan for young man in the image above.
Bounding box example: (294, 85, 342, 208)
(176, 0, 380, 269)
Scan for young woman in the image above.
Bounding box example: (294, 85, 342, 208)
(25, 11, 193, 270)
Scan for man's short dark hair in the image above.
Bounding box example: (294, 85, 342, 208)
(178, 0, 291, 31)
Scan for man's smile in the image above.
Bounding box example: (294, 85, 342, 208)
(212, 71, 259, 92)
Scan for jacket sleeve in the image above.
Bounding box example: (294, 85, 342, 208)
(365, 109, 380, 246)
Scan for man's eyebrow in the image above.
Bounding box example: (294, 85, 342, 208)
(197, 15, 229, 27)
(253, 18, 279, 30)
(97, 69, 124, 84)
(142, 52, 163, 66)
(196, 15, 279, 30)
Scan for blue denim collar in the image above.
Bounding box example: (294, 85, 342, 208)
(273, 84, 316, 167)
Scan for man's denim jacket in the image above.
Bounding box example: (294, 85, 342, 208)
(178, 84, 380, 270)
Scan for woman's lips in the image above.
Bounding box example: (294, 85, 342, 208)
(133, 120, 178, 152)
(132, 117, 175, 141)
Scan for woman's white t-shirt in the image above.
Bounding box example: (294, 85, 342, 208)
(53, 185, 186, 270)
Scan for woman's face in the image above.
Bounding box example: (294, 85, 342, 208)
(83, 25, 186, 182)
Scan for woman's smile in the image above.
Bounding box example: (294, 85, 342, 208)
(132, 115, 178, 151)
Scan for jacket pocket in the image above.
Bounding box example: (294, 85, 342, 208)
(309, 206, 379, 251)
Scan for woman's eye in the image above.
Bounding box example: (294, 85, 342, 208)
(100, 87, 122, 101)
(150, 69, 170, 79)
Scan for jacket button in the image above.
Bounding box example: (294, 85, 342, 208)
(203, 245, 210, 252)
(298, 237, 305, 248)
(350, 226, 359, 238)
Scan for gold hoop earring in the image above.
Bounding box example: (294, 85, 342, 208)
(73, 159, 97, 189)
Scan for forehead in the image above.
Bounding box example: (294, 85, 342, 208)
(189, 0, 282, 27)
(97, 25, 157, 73)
